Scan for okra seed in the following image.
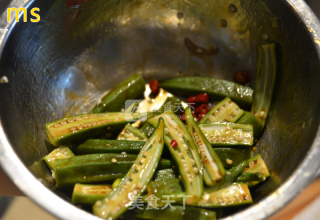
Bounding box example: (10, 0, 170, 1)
(218, 198, 223, 203)
(220, 106, 225, 111)
(179, 175, 182, 180)
(97, 121, 102, 125)
(215, 110, 220, 116)
(236, 194, 240, 200)
(261, 168, 267, 175)
(76, 116, 81, 121)
(87, 122, 92, 127)
(101, 120, 107, 124)
(137, 182, 142, 188)
(183, 145, 188, 150)
(202, 193, 209, 201)
(226, 116, 233, 121)
(53, 123, 61, 128)
(60, 120, 67, 125)
(230, 196, 236, 202)
(226, 159, 233, 165)
(67, 118, 74, 123)
(83, 176, 86, 179)
(76, 125, 83, 130)
(199, 126, 204, 131)
(193, 167, 199, 174)
(136, 165, 142, 171)
(111, 158, 117, 163)
(257, 158, 262, 164)
(262, 176, 266, 181)
(183, 163, 188, 168)
(82, 124, 88, 128)
(222, 196, 228, 203)
(189, 178, 193, 182)
(96, 201, 102, 206)
(140, 158, 145, 164)
(143, 151, 149, 157)
(249, 161, 254, 168)
(226, 171, 231, 175)
(121, 152, 126, 155)
(70, 127, 76, 131)
(92, 121, 97, 126)
(212, 197, 218, 204)
(164, 128, 169, 134)
(190, 159, 195, 166)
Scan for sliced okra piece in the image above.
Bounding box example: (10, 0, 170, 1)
(54, 154, 172, 187)
(197, 183, 252, 207)
(199, 122, 254, 146)
(251, 43, 277, 131)
(43, 146, 75, 170)
(45, 112, 148, 146)
(90, 73, 145, 113)
(124, 205, 216, 220)
(72, 184, 113, 204)
(93, 118, 165, 219)
(70, 139, 146, 155)
(244, 154, 270, 187)
(147, 178, 184, 207)
(148, 111, 203, 204)
(117, 123, 148, 141)
(214, 147, 252, 169)
(236, 111, 263, 137)
(236, 172, 264, 183)
(185, 106, 226, 186)
(140, 122, 156, 137)
(199, 97, 244, 124)
(159, 77, 254, 107)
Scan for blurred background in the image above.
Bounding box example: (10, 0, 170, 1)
(0, 0, 320, 219)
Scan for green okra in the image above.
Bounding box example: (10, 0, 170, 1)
(140, 122, 156, 137)
(148, 111, 203, 204)
(70, 139, 146, 155)
(54, 154, 172, 187)
(159, 77, 254, 107)
(124, 205, 216, 220)
(185, 106, 226, 187)
(235, 172, 264, 183)
(251, 43, 277, 131)
(90, 73, 145, 113)
(214, 147, 252, 169)
(244, 154, 270, 187)
(199, 122, 254, 147)
(147, 178, 184, 206)
(46, 112, 148, 146)
(43, 146, 75, 170)
(236, 111, 263, 137)
(117, 123, 148, 141)
(93, 118, 165, 219)
(72, 184, 113, 204)
(199, 97, 244, 124)
(197, 183, 252, 207)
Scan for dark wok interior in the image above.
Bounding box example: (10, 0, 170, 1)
(1, 0, 320, 217)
